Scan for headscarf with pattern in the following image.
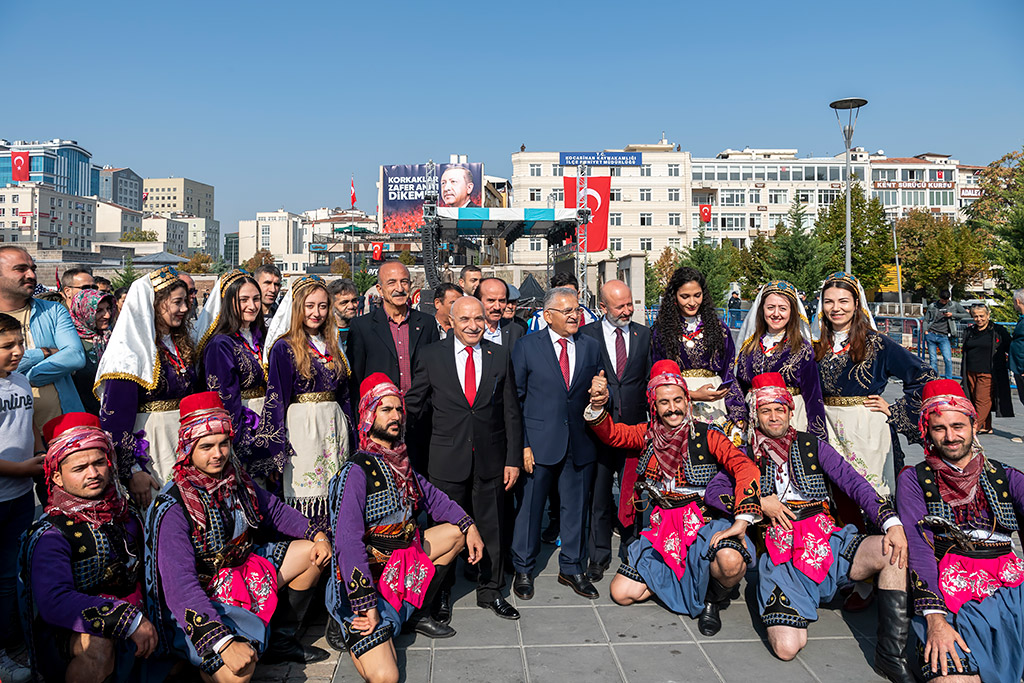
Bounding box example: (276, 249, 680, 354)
(749, 373, 798, 468)
(44, 423, 129, 528)
(358, 373, 416, 498)
(69, 289, 117, 360)
(644, 360, 693, 482)
(918, 382, 985, 513)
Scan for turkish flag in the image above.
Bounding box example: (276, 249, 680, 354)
(372, 242, 383, 260)
(10, 151, 30, 182)
(563, 176, 611, 252)
(350, 177, 357, 208)
(937, 170, 944, 180)
(699, 204, 712, 223)
(142, 191, 149, 201)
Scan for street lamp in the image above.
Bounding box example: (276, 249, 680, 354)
(829, 97, 867, 274)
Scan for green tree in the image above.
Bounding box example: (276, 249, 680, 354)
(737, 232, 773, 298)
(211, 258, 230, 276)
(768, 198, 833, 294)
(120, 229, 158, 242)
(353, 268, 376, 295)
(678, 229, 735, 306)
(965, 148, 1024, 225)
(894, 210, 990, 298)
(398, 249, 416, 266)
(646, 248, 680, 307)
(111, 256, 143, 290)
(813, 183, 893, 291)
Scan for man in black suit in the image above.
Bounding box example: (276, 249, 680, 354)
(579, 280, 651, 581)
(511, 287, 603, 601)
(475, 277, 524, 352)
(347, 261, 440, 468)
(406, 296, 523, 622)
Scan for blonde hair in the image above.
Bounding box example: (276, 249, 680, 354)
(285, 281, 346, 380)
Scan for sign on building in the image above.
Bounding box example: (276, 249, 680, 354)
(558, 152, 642, 167)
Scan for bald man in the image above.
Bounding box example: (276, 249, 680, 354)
(579, 280, 652, 580)
(406, 296, 523, 622)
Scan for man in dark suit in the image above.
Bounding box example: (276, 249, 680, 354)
(511, 287, 603, 601)
(475, 277, 524, 352)
(406, 296, 523, 622)
(347, 261, 439, 467)
(579, 280, 651, 581)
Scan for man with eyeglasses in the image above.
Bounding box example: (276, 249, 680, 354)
(511, 287, 603, 601)
(59, 267, 96, 308)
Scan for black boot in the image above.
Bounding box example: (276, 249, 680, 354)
(325, 615, 347, 652)
(406, 563, 456, 638)
(873, 589, 914, 683)
(697, 579, 733, 637)
(262, 587, 331, 664)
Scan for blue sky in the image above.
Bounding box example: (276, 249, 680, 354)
(4, 0, 1022, 243)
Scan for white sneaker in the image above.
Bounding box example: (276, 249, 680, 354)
(0, 649, 32, 683)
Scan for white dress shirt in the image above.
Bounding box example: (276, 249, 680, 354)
(547, 327, 575, 385)
(483, 323, 502, 345)
(601, 317, 630, 371)
(455, 341, 482, 392)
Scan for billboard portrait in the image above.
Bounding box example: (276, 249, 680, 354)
(380, 162, 483, 233)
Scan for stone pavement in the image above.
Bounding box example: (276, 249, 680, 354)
(251, 381, 1024, 683)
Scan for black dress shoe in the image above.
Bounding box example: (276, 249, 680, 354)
(325, 616, 348, 652)
(558, 572, 599, 599)
(433, 587, 453, 624)
(478, 597, 520, 620)
(512, 572, 534, 600)
(541, 524, 560, 545)
(585, 563, 607, 583)
(407, 615, 456, 639)
(697, 601, 723, 636)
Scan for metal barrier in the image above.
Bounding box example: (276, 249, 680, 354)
(644, 305, 749, 330)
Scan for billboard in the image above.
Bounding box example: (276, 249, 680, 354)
(380, 162, 484, 234)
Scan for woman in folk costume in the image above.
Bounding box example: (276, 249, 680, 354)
(735, 280, 827, 440)
(255, 275, 352, 520)
(97, 266, 199, 506)
(813, 272, 935, 497)
(652, 267, 747, 441)
(145, 392, 333, 680)
(199, 269, 268, 471)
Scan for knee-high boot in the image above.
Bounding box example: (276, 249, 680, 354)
(263, 586, 331, 664)
(873, 588, 914, 683)
(697, 578, 733, 637)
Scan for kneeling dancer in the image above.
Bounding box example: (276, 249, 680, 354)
(20, 413, 158, 683)
(897, 379, 1024, 682)
(586, 360, 761, 636)
(706, 373, 911, 681)
(326, 373, 484, 683)
(146, 392, 332, 682)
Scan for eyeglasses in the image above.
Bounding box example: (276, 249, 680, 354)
(188, 289, 198, 296)
(549, 307, 582, 317)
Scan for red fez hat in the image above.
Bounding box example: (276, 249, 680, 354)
(751, 372, 786, 390)
(922, 379, 966, 402)
(650, 360, 682, 381)
(179, 391, 226, 420)
(360, 372, 395, 399)
(43, 412, 102, 443)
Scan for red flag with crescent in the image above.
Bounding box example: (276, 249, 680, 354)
(350, 177, 357, 208)
(10, 151, 30, 182)
(563, 176, 610, 252)
(372, 242, 383, 260)
(699, 204, 712, 223)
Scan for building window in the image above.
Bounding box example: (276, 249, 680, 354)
(749, 214, 762, 229)
(901, 169, 924, 182)
(872, 168, 897, 182)
(667, 188, 680, 202)
(768, 213, 788, 229)
(529, 164, 542, 177)
(640, 164, 652, 177)
(768, 189, 788, 204)
(747, 189, 761, 204)
(691, 165, 703, 181)
(609, 212, 622, 226)
(639, 213, 653, 226)
(667, 164, 680, 177)
(11, 196, 18, 204)
(720, 189, 746, 206)
(692, 193, 715, 206)
(818, 189, 841, 205)
(609, 237, 622, 251)
(609, 167, 621, 177)
(872, 190, 898, 206)
(930, 169, 953, 182)
(551, 164, 563, 176)
(529, 188, 542, 201)
(639, 237, 652, 250)
(668, 237, 681, 249)
(529, 237, 542, 251)
(796, 189, 813, 203)
(639, 188, 652, 201)
(610, 188, 622, 201)
(929, 190, 954, 206)
(668, 213, 681, 226)
(552, 188, 564, 202)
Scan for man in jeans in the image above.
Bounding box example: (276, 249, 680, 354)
(922, 290, 967, 380)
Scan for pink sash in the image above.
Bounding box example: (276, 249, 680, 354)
(938, 551, 1024, 614)
(765, 512, 837, 584)
(378, 532, 435, 611)
(641, 503, 707, 580)
(100, 584, 144, 608)
(208, 554, 279, 625)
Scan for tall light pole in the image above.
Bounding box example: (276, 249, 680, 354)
(829, 97, 867, 274)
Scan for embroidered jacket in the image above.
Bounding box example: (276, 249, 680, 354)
(202, 332, 267, 465)
(735, 340, 828, 441)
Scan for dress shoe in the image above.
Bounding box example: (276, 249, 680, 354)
(512, 572, 534, 600)
(558, 572, 599, 599)
(406, 615, 456, 639)
(433, 588, 453, 624)
(697, 578, 732, 637)
(541, 524, 560, 545)
(478, 597, 520, 620)
(585, 563, 607, 583)
(325, 616, 348, 652)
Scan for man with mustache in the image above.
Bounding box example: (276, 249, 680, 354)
(20, 413, 156, 683)
(705, 373, 912, 681)
(326, 373, 484, 681)
(897, 379, 1024, 682)
(406, 296, 523, 622)
(475, 277, 524, 352)
(585, 360, 760, 637)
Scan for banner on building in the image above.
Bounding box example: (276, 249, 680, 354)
(699, 204, 712, 223)
(10, 151, 30, 182)
(380, 162, 484, 234)
(563, 176, 610, 252)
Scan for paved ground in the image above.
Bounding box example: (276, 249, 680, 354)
(252, 381, 1024, 683)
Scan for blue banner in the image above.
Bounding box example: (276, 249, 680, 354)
(558, 152, 641, 166)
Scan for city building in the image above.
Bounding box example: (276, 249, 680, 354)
(94, 200, 144, 241)
(224, 232, 239, 267)
(238, 209, 306, 274)
(98, 167, 144, 211)
(178, 216, 220, 258)
(141, 215, 188, 255)
(0, 182, 96, 249)
(143, 177, 215, 220)
(0, 139, 99, 197)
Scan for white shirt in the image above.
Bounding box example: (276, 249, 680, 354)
(548, 327, 576, 385)
(161, 334, 180, 358)
(683, 316, 700, 333)
(454, 341, 482, 392)
(309, 334, 327, 354)
(436, 320, 448, 340)
(601, 317, 630, 372)
(239, 328, 254, 346)
(761, 330, 785, 352)
(483, 323, 502, 345)
(832, 329, 849, 353)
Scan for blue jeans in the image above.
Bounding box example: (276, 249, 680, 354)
(925, 332, 953, 379)
(0, 490, 35, 646)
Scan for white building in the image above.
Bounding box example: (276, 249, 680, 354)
(0, 183, 96, 249)
(142, 215, 187, 255)
(94, 200, 144, 242)
(178, 216, 221, 258)
(238, 210, 306, 274)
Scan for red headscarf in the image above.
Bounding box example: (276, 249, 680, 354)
(918, 379, 985, 513)
(749, 372, 797, 468)
(644, 360, 692, 481)
(358, 373, 416, 498)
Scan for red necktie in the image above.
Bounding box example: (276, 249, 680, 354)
(464, 345, 476, 405)
(615, 327, 627, 379)
(558, 338, 570, 389)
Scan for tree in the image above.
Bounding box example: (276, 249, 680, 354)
(211, 258, 230, 276)
(646, 248, 679, 307)
(813, 183, 893, 291)
(243, 249, 275, 272)
(181, 252, 213, 273)
(353, 269, 376, 295)
(111, 256, 143, 290)
(965, 147, 1024, 225)
(894, 210, 990, 298)
(330, 258, 352, 276)
(736, 232, 773, 299)
(120, 229, 157, 242)
(398, 249, 416, 266)
(768, 198, 833, 295)
(678, 229, 736, 306)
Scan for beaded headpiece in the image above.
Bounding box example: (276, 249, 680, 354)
(149, 266, 182, 292)
(291, 274, 325, 294)
(218, 268, 252, 294)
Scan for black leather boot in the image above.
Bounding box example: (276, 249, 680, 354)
(697, 578, 733, 637)
(325, 615, 347, 652)
(873, 588, 914, 683)
(262, 587, 331, 664)
(405, 563, 456, 638)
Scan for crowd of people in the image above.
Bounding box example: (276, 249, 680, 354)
(0, 246, 1023, 682)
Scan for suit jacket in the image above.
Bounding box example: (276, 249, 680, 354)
(580, 319, 651, 426)
(512, 329, 602, 467)
(347, 306, 439, 396)
(405, 336, 523, 482)
(487, 317, 524, 353)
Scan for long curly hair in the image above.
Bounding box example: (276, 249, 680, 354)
(813, 279, 872, 363)
(654, 266, 725, 364)
(153, 281, 196, 365)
